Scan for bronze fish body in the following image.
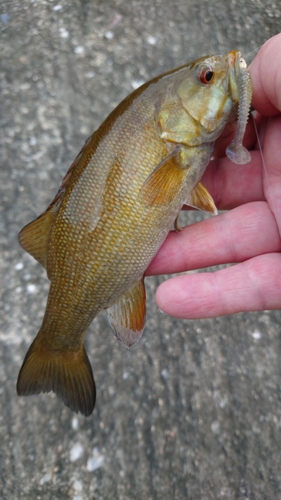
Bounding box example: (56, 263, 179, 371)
(17, 51, 252, 416)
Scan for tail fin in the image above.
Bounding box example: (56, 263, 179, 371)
(17, 341, 96, 416)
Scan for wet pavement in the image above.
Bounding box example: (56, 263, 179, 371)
(1, 1, 281, 499)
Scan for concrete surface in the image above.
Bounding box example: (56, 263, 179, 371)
(1, 1, 281, 499)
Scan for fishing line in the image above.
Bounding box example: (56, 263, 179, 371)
(252, 112, 281, 238)
(244, 44, 263, 64)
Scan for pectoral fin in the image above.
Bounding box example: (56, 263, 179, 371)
(141, 150, 185, 206)
(107, 277, 146, 348)
(186, 182, 217, 215)
(19, 209, 56, 271)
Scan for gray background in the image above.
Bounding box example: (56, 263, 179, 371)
(1, 1, 281, 499)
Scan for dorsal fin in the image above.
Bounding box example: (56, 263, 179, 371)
(18, 208, 56, 270)
(18, 131, 96, 271)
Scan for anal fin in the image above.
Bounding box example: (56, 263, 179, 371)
(186, 182, 217, 215)
(107, 277, 146, 348)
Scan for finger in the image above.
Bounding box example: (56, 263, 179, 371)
(249, 33, 281, 115)
(261, 115, 281, 237)
(147, 201, 281, 276)
(155, 253, 281, 319)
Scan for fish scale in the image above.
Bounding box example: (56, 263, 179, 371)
(17, 51, 252, 416)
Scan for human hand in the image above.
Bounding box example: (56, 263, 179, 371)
(147, 33, 281, 319)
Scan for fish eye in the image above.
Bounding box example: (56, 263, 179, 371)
(198, 67, 214, 85)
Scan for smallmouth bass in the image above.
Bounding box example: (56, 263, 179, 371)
(17, 51, 252, 416)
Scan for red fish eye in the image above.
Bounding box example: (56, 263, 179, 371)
(199, 68, 214, 84)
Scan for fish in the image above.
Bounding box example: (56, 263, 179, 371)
(17, 51, 252, 416)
